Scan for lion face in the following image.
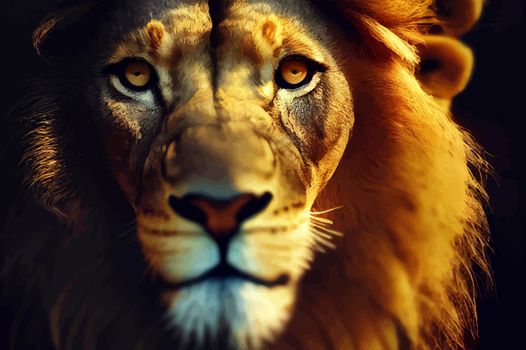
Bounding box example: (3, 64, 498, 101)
(95, 0, 353, 347)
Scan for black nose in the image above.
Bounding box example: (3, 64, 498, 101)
(168, 192, 273, 240)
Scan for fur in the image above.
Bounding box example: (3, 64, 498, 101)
(1, 0, 489, 349)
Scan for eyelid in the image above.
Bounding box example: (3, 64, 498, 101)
(103, 57, 154, 73)
(279, 54, 328, 72)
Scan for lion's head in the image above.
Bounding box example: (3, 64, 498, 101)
(1, 0, 489, 349)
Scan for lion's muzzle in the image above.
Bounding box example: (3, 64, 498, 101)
(143, 122, 288, 285)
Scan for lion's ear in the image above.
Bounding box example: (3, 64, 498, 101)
(417, 35, 474, 103)
(415, 0, 483, 108)
(433, 0, 484, 36)
(32, 1, 98, 64)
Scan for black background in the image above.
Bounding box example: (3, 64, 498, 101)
(453, 1, 524, 348)
(1, 0, 524, 348)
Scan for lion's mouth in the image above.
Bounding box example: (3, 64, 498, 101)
(157, 262, 290, 290)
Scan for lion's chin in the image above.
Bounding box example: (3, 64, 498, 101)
(161, 277, 296, 350)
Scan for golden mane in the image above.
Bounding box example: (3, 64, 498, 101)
(277, 0, 490, 348)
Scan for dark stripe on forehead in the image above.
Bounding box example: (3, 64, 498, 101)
(208, 0, 224, 91)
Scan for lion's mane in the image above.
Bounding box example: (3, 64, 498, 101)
(279, 0, 490, 349)
(1, 0, 489, 349)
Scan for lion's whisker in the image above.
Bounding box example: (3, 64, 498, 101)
(309, 215, 334, 225)
(312, 237, 337, 250)
(310, 222, 344, 237)
(306, 235, 328, 252)
(309, 205, 343, 215)
(310, 227, 333, 240)
(309, 227, 338, 250)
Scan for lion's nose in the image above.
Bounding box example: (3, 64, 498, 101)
(168, 192, 272, 240)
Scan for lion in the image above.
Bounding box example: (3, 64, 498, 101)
(0, 0, 490, 349)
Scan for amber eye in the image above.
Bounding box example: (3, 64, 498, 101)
(276, 56, 323, 89)
(122, 61, 152, 90)
(280, 59, 308, 84)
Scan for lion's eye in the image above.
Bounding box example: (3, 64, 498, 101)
(122, 61, 152, 90)
(280, 59, 308, 85)
(104, 58, 159, 105)
(275, 56, 324, 89)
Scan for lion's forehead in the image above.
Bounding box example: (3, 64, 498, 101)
(109, 0, 329, 76)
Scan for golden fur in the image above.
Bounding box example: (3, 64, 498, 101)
(2, 0, 490, 349)
(277, 0, 490, 348)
